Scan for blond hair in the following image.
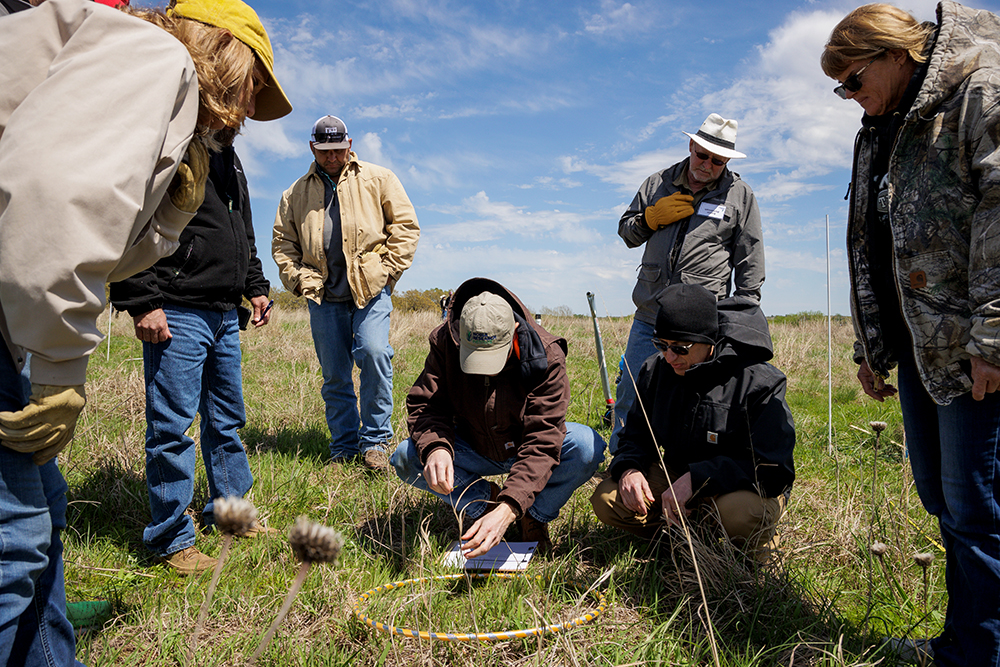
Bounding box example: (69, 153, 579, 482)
(124, 8, 256, 134)
(821, 3, 936, 77)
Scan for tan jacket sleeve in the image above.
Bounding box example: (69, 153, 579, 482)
(272, 187, 307, 296)
(378, 171, 420, 283)
(0, 0, 199, 386)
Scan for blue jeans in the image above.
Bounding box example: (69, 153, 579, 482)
(609, 318, 657, 455)
(0, 349, 83, 666)
(142, 305, 254, 557)
(390, 422, 606, 523)
(897, 350, 1000, 667)
(308, 288, 394, 458)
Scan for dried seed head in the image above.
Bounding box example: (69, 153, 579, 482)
(870, 421, 888, 433)
(913, 552, 935, 568)
(870, 541, 889, 557)
(289, 517, 344, 564)
(214, 496, 258, 536)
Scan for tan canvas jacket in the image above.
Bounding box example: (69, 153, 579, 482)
(0, 0, 199, 385)
(272, 156, 419, 309)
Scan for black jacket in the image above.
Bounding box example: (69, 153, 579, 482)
(610, 296, 795, 501)
(110, 147, 269, 315)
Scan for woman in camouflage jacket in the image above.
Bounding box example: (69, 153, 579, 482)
(823, 3, 1000, 665)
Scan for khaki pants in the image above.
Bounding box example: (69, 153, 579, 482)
(591, 463, 785, 554)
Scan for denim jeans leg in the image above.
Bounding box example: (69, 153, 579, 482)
(390, 437, 507, 518)
(609, 318, 657, 455)
(142, 305, 211, 557)
(353, 288, 394, 453)
(0, 348, 81, 666)
(528, 422, 606, 523)
(308, 300, 361, 458)
(898, 353, 1000, 667)
(198, 309, 254, 525)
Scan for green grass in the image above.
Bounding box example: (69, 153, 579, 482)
(58, 309, 941, 665)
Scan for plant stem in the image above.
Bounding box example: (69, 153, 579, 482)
(249, 560, 312, 665)
(189, 533, 233, 664)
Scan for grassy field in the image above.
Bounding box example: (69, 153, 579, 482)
(60, 305, 941, 666)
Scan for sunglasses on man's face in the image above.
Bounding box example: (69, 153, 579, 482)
(651, 339, 696, 356)
(694, 151, 727, 167)
(834, 55, 881, 99)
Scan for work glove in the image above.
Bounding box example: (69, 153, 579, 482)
(645, 192, 695, 230)
(167, 140, 210, 213)
(0, 384, 87, 465)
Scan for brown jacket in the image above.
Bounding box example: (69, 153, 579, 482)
(406, 278, 570, 518)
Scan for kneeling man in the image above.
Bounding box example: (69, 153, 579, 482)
(392, 277, 606, 557)
(592, 284, 794, 556)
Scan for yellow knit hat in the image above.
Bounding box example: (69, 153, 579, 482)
(168, 0, 292, 121)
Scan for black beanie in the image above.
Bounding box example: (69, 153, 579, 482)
(653, 284, 718, 344)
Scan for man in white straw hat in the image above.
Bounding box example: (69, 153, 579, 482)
(609, 113, 765, 454)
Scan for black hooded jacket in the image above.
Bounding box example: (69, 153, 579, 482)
(609, 296, 795, 501)
(109, 146, 269, 315)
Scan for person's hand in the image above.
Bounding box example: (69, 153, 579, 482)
(0, 384, 87, 465)
(425, 447, 454, 495)
(461, 503, 517, 558)
(168, 140, 210, 213)
(661, 472, 694, 527)
(250, 295, 271, 328)
(971, 356, 1000, 401)
(857, 360, 897, 402)
(618, 468, 655, 515)
(645, 192, 694, 230)
(133, 309, 171, 344)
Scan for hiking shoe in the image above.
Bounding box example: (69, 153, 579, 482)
(520, 512, 553, 556)
(158, 546, 217, 575)
(240, 521, 278, 538)
(361, 448, 392, 474)
(882, 637, 934, 663)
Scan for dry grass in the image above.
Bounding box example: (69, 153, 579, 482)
(59, 308, 940, 666)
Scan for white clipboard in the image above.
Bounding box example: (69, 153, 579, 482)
(442, 541, 538, 571)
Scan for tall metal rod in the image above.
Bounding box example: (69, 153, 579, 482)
(827, 214, 833, 455)
(586, 292, 614, 422)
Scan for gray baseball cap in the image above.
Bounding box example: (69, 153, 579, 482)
(311, 115, 350, 150)
(459, 292, 515, 375)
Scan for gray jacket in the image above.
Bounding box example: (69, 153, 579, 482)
(848, 1, 1000, 404)
(619, 159, 765, 324)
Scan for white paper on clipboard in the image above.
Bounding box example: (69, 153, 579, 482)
(441, 541, 537, 571)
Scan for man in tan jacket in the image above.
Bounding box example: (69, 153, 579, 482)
(273, 116, 419, 472)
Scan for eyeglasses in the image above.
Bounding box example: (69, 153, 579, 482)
(694, 150, 727, 167)
(834, 55, 881, 99)
(651, 339, 696, 356)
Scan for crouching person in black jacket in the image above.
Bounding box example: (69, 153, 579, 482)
(591, 284, 795, 558)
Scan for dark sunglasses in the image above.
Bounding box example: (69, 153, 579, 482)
(694, 150, 727, 167)
(313, 132, 347, 144)
(834, 55, 881, 99)
(651, 339, 695, 356)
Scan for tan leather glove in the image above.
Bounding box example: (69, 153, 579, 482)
(645, 192, 695, 230)
(0, 384, 87, 465)
(167, 140, 210, 213)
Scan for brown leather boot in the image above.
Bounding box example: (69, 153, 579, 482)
(158, 546, 217, 575)
(520, 513, 552, 556)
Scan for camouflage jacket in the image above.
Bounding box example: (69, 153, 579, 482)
(848, 1, 1000, 405)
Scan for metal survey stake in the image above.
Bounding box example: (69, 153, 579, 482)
(586, 292, 614, 425)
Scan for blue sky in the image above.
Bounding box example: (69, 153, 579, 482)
(209, 0, 999, 317)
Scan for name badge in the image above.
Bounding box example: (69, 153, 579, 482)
(707, 431, 719, 444)
(698, 202, 726, 220)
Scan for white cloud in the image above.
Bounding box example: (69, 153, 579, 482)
(425, 191, 604, 244)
